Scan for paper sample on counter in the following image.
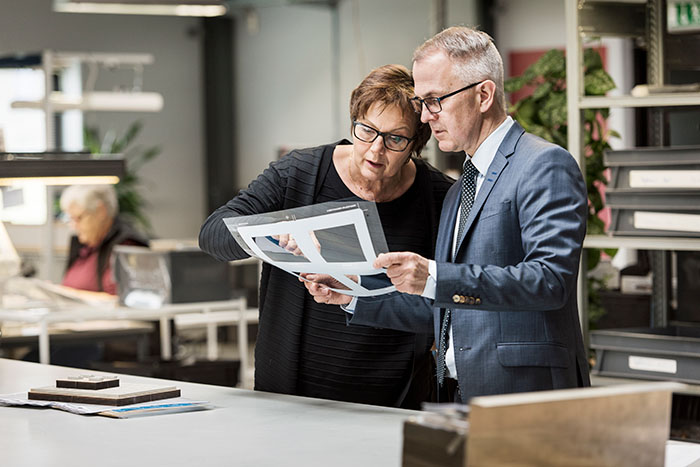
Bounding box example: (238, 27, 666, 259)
(0, 392, 210, 417)
(224, 201, 395, 297)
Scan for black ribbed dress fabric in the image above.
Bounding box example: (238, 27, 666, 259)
(198, 140, 453, 407)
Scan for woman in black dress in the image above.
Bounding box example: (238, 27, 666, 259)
(198, 64, 453, 408)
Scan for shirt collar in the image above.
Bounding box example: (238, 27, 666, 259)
(466, 115, 514, 176)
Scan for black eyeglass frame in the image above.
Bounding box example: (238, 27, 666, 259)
(351, 121, 415, 152)
(411, 80, 485, 114)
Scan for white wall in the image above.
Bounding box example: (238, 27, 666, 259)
(232, 0, 478, 188)
(232, 5, 335, 189)
(494, 0, 567, 78)
(0, 0, 205, 241)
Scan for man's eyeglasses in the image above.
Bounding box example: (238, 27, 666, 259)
(411, 80, 484, 114)
(352, 121, 414, 152)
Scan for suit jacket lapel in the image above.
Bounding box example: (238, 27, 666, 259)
(453, 122, 526, 256)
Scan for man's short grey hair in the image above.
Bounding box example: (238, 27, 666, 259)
(413, 26, 506, 114)
(60, 184, 119, 218)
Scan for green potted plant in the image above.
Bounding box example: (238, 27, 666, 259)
(84, 120, 160, 236)
(504, 48, 618, 327)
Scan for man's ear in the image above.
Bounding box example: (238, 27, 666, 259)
(478, 80, 497, 113)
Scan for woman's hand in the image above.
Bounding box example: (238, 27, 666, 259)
(299, 273, 355, 305)
(275, 231, 321, 257)
(275, 233, 303, 256)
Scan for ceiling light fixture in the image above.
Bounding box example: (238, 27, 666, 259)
(54, 0, 228, 17)
(12, 91, 164, 113)
(0, 152, 125, 186)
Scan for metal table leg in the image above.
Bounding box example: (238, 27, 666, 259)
(39, 321, 50, 364)
(160, 316, 172, 360)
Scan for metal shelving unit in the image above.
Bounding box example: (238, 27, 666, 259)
(565, 0, 700, 338)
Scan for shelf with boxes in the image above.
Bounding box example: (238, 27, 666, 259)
(604, 146, 700, 238)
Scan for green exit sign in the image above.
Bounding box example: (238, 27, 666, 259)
(668, 1, 700, 32)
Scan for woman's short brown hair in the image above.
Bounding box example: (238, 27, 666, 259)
(349, 64, 431, 158)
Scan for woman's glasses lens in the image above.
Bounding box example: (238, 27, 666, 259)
(352, 122, 411, 152)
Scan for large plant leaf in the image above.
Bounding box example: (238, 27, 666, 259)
(504, 75, 529, 93)
(528, 123, 554, 142)
(110, 121, 143, 154)
(512, 97, 538, 127)
(583, 47, 603, 71)
(83, 127, 102, 154)
(532, 49, 566, 77)
(584, 68, 616, 95)
(538, 91, 567, 129)
(587, 248, 602, 271)
(532, 81, 553, 101)
(549, 92, 568, 127)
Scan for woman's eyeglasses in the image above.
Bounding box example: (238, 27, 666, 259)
(352, 121, 414, 152)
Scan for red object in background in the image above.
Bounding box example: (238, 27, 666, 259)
(507, 47, 607, 104)
(507, 47, 611, 230)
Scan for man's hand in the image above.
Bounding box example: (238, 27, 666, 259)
(374, 252, 429, 295)
(299, 273, 355, 305)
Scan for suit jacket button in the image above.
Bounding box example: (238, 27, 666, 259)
(475, 298, 482, 305)
(452, 294, 460, 303)
(468, 297, 475, 305)
(459, 296, 466, 304)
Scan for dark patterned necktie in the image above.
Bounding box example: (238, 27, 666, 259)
(436, 158, 479, 386)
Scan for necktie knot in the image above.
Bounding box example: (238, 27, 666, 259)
(463, 159, 479, 181)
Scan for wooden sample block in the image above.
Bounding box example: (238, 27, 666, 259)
(403, 417, 467, 467)
(465, 381, 685, 467)
(56, 375, 120, 390)
(29, 382, 180, 406)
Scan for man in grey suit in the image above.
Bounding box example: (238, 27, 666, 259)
(306, 26, 590, 402)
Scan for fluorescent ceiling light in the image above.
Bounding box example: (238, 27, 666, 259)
(12, 91, 164, 112)
(54, 0, 228, 17)
(0, 176, 120, 186)
(0, 152, 125, 185)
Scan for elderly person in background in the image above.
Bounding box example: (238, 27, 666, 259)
(61, 184, 148, 295)
(199, 64, 454, 408)
(21, 185, 147, 368)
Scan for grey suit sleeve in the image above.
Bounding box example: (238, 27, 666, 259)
(349, 275, 434, 333)
(435, 146, 587, 312)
